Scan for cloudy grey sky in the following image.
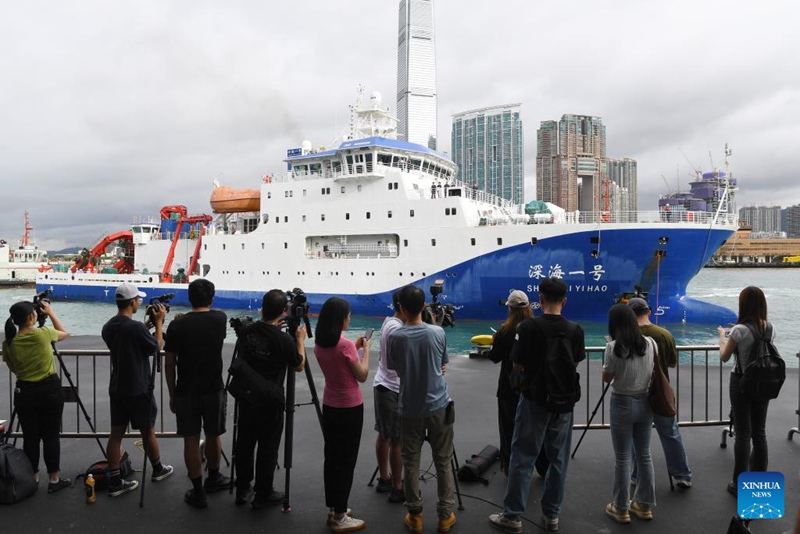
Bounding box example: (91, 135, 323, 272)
(2, 0, 799, 250)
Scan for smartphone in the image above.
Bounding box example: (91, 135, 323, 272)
(364, 328, 374, 341)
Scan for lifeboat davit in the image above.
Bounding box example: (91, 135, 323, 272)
(210, 186, 261, 213)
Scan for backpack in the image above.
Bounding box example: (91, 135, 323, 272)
(738, 323, 785, 401)
(525, 318, 580, 413)
(76, 450, 133, 491)
(0, 443, 38, 504)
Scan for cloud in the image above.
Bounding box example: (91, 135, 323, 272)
(1, 0, 799, 250)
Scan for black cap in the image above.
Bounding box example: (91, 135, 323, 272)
(627, 297, 650, 313)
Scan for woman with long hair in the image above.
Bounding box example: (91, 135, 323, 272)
(2, 300, 70, 492)
(718, 286, 775, 495)
(314, 297, 371, 533)
(488, 290, 532, 475)
(602, 303, 656, 523)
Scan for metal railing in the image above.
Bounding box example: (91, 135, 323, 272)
(573, 345, 733, 432)
(2, 345, 742, 441)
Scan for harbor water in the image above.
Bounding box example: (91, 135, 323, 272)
(1, 268, 797, 365)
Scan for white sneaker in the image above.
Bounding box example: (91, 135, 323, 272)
(489, 513, 522, 534)
(330, 514, 365, 533)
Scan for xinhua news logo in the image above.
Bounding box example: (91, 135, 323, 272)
(737, 471, 784, 519)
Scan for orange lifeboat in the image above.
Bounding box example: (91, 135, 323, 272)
(210, 186, 261, 213)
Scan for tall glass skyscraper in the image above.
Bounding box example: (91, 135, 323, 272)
(451, 104, 524, 204)
(397, 0, 437, 149)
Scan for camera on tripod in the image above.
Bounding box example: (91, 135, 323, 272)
(285, 287, 312, 337)
(229, 315, 255, 337)
(145, 293, 175, 324)
(32, 288, 53, 327)
(422, 280, 455, 328)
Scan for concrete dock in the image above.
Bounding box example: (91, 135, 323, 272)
(2, 335, 799, 533)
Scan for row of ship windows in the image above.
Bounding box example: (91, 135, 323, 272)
(265, 207, 458, 224)
(205, 236, 512, 252)
(275, 182, 401, 199)
(218, 270, 462, 278)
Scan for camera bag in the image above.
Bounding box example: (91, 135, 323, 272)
(227, 357, 286, 409)
(0, 443, 38, 504)
(74, 450, 133, 491)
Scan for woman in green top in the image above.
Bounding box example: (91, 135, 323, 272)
(3, 300, 70, 492)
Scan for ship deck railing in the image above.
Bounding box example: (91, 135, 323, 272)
(3, 344, 777, 439)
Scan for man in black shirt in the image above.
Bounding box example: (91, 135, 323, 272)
(233, 289, 305, 508)
(164, 279, 230, 508)
(102, 283, 174, 498)
(489, 278, 585, 533)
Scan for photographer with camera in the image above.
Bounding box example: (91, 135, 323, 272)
(164, 279, 231, 508)
(3, 299, 71, 493)
(233, 289, 306, 509)
(101, 283, 174, 498)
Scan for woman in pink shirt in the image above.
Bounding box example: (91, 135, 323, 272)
(315, 297, 371, 533)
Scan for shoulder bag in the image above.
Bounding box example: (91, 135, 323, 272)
(647, 338, 677, 417)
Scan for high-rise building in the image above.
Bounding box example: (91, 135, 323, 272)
(786, 204, 800, 238)
(397, 0, 437, 149)
(740, 205, 783, 236)
(451, 104, 524, 203)
(536, 114, 636, 215)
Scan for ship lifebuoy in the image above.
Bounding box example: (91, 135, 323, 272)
(38, 265, 52, 272)
(601, 212, 611, 223)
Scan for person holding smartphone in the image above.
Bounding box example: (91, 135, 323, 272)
(314, 297, 371, 533)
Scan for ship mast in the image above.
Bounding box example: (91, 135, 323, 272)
(21, 212, 33, 247)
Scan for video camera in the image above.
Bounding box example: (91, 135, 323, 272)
(32, 288, 53, 327)
(285, 287, 312, 338)
(422, 280, 455, 328)
(145, 293, 175, 324)
(229, 315, 255, 337)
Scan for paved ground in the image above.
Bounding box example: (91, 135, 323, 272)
(2, 336, 799, 533)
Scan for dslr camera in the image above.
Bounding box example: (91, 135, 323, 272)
(145, 293, 175, 324)
(32, 288, 53, 327)
(422, 280, 455, 328)
(285, 287, 312, 338)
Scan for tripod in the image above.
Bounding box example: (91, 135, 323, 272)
(282, 315, 323, 512)
(2, 342, 106, 459)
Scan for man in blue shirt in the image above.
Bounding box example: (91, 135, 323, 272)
(388, 285, 455, 534)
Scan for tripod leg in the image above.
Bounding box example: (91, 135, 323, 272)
(571, 382, 610, 459)
(229, 399, 238, 495)
(2, 405, 17, 445)
(304, 361, 324, 430)
(139, 352, 159, 509)
(368, 465, 380, 487)
(283, 366, 296, 512)
(52, 345, 106, 457)
(451, 447, 464, 511)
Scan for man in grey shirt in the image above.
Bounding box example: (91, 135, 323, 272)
(388, 285, 456, 534)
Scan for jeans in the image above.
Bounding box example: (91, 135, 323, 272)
(729, 373, 769, 483)
(632, 412, 692, 481)
(610, 393, 655, 509)
(503, 396, 573, 519)
(401, 406, 455, 519)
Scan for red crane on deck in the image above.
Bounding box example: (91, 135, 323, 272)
(160, 213, 212, 283)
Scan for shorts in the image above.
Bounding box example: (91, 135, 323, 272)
(110, 394, 158, 431)
(373, 385, 401, 440)
(176, 390, 227, 437)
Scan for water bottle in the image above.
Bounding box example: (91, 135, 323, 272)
(85, 474, 96, 504)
